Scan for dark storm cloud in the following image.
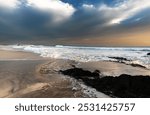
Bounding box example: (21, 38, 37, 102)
(0, 4, 98, 41)
(0, 5, 52, 39)
(0, 0, 150, 44)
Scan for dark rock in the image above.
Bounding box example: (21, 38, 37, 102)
(60, 68, 150, 98)
(108, 57, 130, 61)
(60, 68, 99, 79)
(130, 64, 146, 69)
(109, 57, 146, 69)
(147, 53, 150, 55)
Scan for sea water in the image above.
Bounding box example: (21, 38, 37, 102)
(1, 45, 150, 69)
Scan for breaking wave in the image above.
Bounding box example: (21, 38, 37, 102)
(1, 45, 150, 69)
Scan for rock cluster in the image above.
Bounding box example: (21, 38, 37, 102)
(60, 68, 150, 98)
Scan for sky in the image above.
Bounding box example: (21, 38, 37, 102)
(0, 0, 150, 46)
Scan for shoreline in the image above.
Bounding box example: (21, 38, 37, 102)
(0, 60, 47, 97)
(0, 49, 150, 98)
(0, 50, 86, 98)
(38, 59, 150, 98)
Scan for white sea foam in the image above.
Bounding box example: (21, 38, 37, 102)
(1, 45, 150, 69)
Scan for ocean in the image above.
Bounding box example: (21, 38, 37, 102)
(0, 45, 150, 69)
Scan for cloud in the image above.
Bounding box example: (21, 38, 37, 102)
(82, 4, 95, 9)
(0, 0, 20, 9)
(98, 0, 150, 25)
(26, 0, 76, 23)
(0, 0, 150, 45)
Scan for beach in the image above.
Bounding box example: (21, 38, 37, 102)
(0, 50, 87, 98)
(0, 50, 43, 60)
(0, 46, 150, 98)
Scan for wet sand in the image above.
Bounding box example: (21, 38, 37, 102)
(0, 50, 83, 98)
(0, 50, 50, 97)
(0, 50, 44, 97)
(0, 50, 150, 98)
(76, 61, 150, 76)
(35, 59, 150, 98)
(0, 60, 45, 97)
(59, 60, 150, 97)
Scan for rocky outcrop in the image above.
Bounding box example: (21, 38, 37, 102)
(109, 57, 130, 61)
(147, 53, 150, 55)
(60, 68, 150, 98)
(60, 68, 100, 79)
(109, 56, 147, 69)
